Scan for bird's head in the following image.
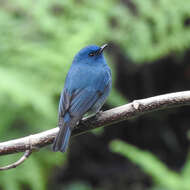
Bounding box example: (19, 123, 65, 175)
(73, 44, 108, 65)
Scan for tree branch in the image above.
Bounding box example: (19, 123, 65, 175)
(0, 150, 32, 171)
(1, 91, 190, 158)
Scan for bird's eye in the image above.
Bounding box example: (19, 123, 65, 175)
(88, 52, 95, 57)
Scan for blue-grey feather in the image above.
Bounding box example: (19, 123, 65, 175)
(52, 44, 112, 153)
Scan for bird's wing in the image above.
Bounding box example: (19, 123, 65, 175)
(69, 87, 101, 117)
(58, 89, 69, 116)
(58, 68, 111, 119)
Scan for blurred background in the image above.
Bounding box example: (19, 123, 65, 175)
(0, 0, 190, 189)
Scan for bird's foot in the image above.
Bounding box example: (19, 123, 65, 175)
(95, 110, 103, 117)
(76, 110, 103, 128)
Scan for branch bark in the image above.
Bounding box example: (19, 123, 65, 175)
(1, 91, 190, 157)
(0, 150, 32, 171)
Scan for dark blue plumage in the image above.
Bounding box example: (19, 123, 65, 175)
(52, 44, 112, 153)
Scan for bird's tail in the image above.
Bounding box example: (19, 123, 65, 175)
(52, 113, 72, 153)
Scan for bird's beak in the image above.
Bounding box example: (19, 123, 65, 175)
(98, 44, 108, 54)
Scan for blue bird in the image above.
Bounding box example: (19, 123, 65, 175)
(52, 44, 112, 153)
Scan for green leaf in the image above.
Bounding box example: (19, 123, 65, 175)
(110, 140, 190, 190)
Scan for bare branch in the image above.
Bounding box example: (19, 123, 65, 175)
(1, 91, 190, 157)
(0, 150, 32, 171)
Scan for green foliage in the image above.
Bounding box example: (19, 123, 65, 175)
(110, 140, 190, 190)
(1, 0, 190, 189)
(107, 60, 127, 106)
(0, 0, 116, 189)
(63, 181, 93, 190)
(112, 0, 190, 62)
